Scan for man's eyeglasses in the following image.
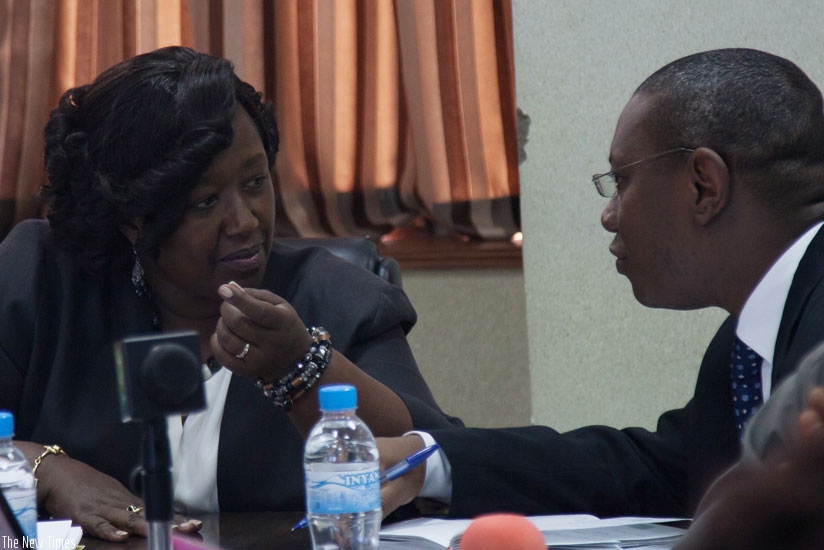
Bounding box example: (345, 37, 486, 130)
(591, 147, 695, 198)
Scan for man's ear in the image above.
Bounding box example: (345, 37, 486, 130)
(119, 218, 144, 246)
(687, 147, 730, 226)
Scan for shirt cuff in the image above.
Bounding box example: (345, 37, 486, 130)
(407, 430, 452, 503)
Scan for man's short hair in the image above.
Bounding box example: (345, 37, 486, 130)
(636, 48, 824, 213)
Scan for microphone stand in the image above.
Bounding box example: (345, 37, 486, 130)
(141, 418, 173, 550)
(116, 332, 204, 550)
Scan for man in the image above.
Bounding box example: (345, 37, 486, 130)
(378, 48, 824, 520)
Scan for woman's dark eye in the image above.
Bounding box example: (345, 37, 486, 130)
(192, 195, 218, 210)
(244, 175, 268, 191)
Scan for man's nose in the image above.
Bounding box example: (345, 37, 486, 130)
(601, 196, 618, 233)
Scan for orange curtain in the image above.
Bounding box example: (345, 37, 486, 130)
(0, 0, 520, 241)
(0, 0, 57, 238)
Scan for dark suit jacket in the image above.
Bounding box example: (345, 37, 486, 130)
(0, 220, 461, 511)
(433, 225, 824, 519)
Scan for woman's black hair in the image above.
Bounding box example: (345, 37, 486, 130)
(42, 46, 278, 276)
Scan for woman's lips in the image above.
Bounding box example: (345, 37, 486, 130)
(219, 245, 264, 271)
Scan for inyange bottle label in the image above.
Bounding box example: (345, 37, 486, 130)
(306, 466, 381, 514)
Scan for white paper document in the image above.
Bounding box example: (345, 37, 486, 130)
(379, 514, 688, 550)
(36, 519, 83, 549)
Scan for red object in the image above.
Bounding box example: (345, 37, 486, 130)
(459, 513, 546, 550)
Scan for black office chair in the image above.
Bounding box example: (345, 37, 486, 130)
(277, 237, 402, 287)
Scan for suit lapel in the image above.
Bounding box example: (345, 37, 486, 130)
(773, 225, 824, 379)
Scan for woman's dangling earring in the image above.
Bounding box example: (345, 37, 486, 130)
(131, 246, 149, 298)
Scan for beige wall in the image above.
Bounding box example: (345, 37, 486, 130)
(514, 0, 824, 431)
(403, 269, 531, 428)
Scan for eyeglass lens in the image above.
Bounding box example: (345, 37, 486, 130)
(595, 174, 617, 197)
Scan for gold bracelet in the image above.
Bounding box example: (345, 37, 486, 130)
(32, 445, 67, 487)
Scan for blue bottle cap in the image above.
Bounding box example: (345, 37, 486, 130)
(0, 411, 14, 438)
(318, 384, 357, 412)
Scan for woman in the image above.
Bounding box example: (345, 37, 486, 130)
(0, 46, 460, 542)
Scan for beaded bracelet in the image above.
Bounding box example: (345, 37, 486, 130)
(254, 326, 332, 411)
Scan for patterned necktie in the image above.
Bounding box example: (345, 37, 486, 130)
(730, 337, 763, 435)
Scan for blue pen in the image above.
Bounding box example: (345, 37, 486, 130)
(292, 443, 440, 531)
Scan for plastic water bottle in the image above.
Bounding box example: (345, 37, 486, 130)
(304, 384, 381, 550)
(0, 411, 38, 541)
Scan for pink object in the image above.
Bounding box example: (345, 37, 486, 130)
(459, 513, 546, 550)
(172, 534, 223, 550)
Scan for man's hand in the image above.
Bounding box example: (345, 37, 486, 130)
(377, 434, 427, 518)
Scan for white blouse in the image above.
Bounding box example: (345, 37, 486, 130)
(165, 367, 233, 514)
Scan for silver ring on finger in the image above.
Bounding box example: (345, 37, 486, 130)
(235, 341, 251, 359)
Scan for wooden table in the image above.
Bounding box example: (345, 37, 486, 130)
(80, 512, 311, 550)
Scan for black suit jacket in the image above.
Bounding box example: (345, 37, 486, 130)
(0, 220, 461, 511)
(433, 225, 824, 518)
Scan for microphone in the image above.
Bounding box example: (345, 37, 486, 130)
(458, 513, 545, 550)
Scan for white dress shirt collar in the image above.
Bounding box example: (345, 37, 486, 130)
(738, 221, 823, 365)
